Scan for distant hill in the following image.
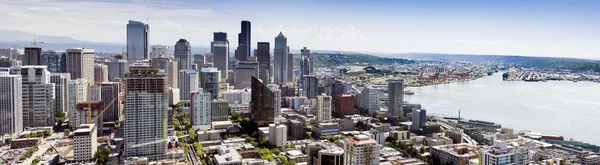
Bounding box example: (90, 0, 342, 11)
(309, 52, 415, 67)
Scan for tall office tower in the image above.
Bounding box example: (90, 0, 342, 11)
(0, 57, 9, 67)
(151, 45, 170, 58)
(200, 67, 220, 100)
(286, 53, 294, 84)
(68, 79, 88, 128)
(100, 82, 120, 122)
(211, 100, 229, 122)
(88, 85, 102, 102)
(213, 32, 228, 43)
(0, 69, 23, 139)
(50, 73, 70, 117)
(212, 41, 228, 80)
(151, 58, 177, 89)
(330, 81, 346, 113)
(306, 141, 345, 165)
(178, 69, 198, 101)
(66, 47, 94, 80)
(303, 75, 319, 99)
(234, 61, 259, 89)
(23, 47, 42, 65)
(41, 50, 66, 73)
(73, 124, 98, 162)
(273, 32, 288, 84)
(316, 93, 332, 123)
(268, 123, 287, 148)
(256, 42, 270, 83)
(358, 86, 380, 115)
(20, 66, 56, 127)
(388, 79, 404, 117)
(250, 76, 274, 125)
(301, 47, 313, 72)
(174, 39, 193, 71)
(411, 109, 426, 131)
(94, 63, 108, 82)
(267, 84, 281, 117)
(339, 135, 380, 165)
(123, 63, 168, 160)
(0, 48, 17, 60)
(127, 20, 149, 63)
(106, 54, 128, 82)
(191, 90, 211, 126)
(235, 21, 251, 61)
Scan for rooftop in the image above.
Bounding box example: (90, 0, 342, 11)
(348, 135, 377, 145)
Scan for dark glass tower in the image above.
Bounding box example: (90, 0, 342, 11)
(235, 21, 251, 61)
(256, 42, 270, 83)
(250, 76, 274, 126)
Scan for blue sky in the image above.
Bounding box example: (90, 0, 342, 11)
(0, 0, 598, 58)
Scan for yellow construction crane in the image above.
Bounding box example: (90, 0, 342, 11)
(32, 39, 44, 47)
(86, 80, 118, 124)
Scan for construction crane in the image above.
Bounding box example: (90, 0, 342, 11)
(443, 68, 457, 82)
(417, 72, 424, 85)
(86, 80, 118, 124)
(31, 39, 44, 47)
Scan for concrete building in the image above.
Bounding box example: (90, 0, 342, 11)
(74, 101, 104, 133)
(334, 94, 355, 116)
(307, 141, 345, 165)
(212, 145, 243, 165)
(339, 135, 380, 165)
(358, 86, 380, 115)
(73, 124, 97, 162)
(23, 47, 42, 65)
(268, 122, 287, 148)
(431, 143, 480, 165)
(200, 67, 220, 100)
(191, 90, 211, 126)
(301, 47, 313, 78)
(66, 47, 94, 80)
(313, 123, 339, 136)
(123, 64, 168, 160)
(234, 60, 259, 89)
(212, 41, 229, 81)
(174, 39, 193, 71)
(267, 84, 281, 117)
(168, 87, 180, 106)
(256, 42, 270, 83)
(0, 56, 9, 67)
(151, 45, 170, 58)
(481, 140, 531, 165)
(18, 66, 56, 127)
(235, 20, 251, 61)
(388, 79, 404, 117)
(100, 82, 120, 122)
(0, 69, 22, 138)
(178, 69, 198, 101)
(106, 55, 128, 82)
(286, 53, 294, 84)
(0, 48, 17, 60)
(211, 100, 229, 122)
(94, 63, 108, 82)
(458, 120, 502, 132)
(68, 79, 88, 128)
(273, 32, 288, 84)
(412, 109, 426, 131)
(50, 73, 70, 118)
(250, 77, 274, 125)
(316, 93, 332, 123)
(40, 50, 66, 73)
(287, 119, 304, 140)
(304, 75, 318, 99)
(222, 88, 251, 106)
(127, 20, 149, 63)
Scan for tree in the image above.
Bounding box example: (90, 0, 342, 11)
(42, 130, 51, 137)
(188, 128, 198, 142)
(64, 129, 71, 136)
(270, 148, 280, 155)
(114, 120, 120, 126)
(193, 142, 204, 158)
(259, 137, 269, 147)
(32, 158, 40, 165)
(4, 138, 11, 144)
(420, 145, 426, 154)
(94, 148, 110, 165)
(172, 118, 180, 129)
(176, 131, 183, 137)
(182, 118, 191, 128)
(258, 148, 274, 161)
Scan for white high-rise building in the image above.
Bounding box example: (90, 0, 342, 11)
(178, 69, 198, 101)
(267, 84, 281, 117)
(166, 60, 178, 88)
(123, 64, 168, 160)
(191, 89, 211, 126)
(19, 66, 56, 127)
(222, 88, 251, 106)
(127, 20, 149, 63)
(66, 47, 94, 80)
(69, 79, 88, 128)
(0, 68, 22, 139)
(273, 32, 287, 84)
(316, 93, 332, 123)
(339, 135, 380, 165)
(481, 140, 531, 165)
(151, 45, 170, 58)
(358, 86, 380, 115)
(73, 124, 97, 162)
(268, 122, 287, 148)
(50, 73, 70, 118)
(94, 63, 108, 83)
(211, 41, 228, 80)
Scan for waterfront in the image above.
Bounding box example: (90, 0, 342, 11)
(408, 72, 600, 145)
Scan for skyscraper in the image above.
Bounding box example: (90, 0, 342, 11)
(234, 60, 259, 89)
(212, 41, 228, 80)
(151, 45, 170, 58)
(269, 123, 287, 148)
(274, 32, 288, 84)
(286, 53, 294, 84)
(256, 42, 270, 83)
(66, 47, 94, 80)
(174, 39, 193, 71)
(316, 93, 332, 123)
(106, 54, 128, 82)
(235, 21, 251, 61)
(200, 67, 220, 100)
(339, 135, 380, 165)
(267, 84, 281, 117)
(127, 20, 149, 63)
(123, 63, 168, 160)
(213, 32, 228, 43)
(100, 82, 120, 122)
(23, 47, 42, 65)
(211, 100, 229, 122)
(0, 68, 22, 139)
(250, 76, 274, 125)
(178, 69, 198, 101)
(68, 79, 88, 128)
(94, 63, 108, 82)
(191, 90, 211, 126)
(304, 75, 318, 99)
(412, 109, 426, 131)
(19, 66, 56, 127)
(41, 50, 66, 73)
(50, 73, 70, 120)
(388, 79, 404, 117)
(358, 86, 380, 115)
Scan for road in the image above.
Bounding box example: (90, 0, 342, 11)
(19, 132, 64, 165)
(438, 122, 478, 146)
(173, 108, 201, 164)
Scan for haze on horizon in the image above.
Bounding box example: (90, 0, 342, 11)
(0, 0, 598, 59)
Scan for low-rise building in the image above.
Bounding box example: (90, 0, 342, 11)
(312, 123, 339, 136)
(73, 124, 98, 162)
(213, 145, 243, 165)
(306, 141, 345, 165)
(286, 150, 308, 163)
(431, 143, 479, 165)
(338, 135, 380, 165)
(481, 140, 532, 165)
(287, 119, 305, 140)
(10, 138, 41, 149)
(269, 123, 287, 148)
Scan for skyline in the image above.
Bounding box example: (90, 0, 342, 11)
(0, 0, 599, 58)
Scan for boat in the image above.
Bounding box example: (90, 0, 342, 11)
(404, 90, 414, 95)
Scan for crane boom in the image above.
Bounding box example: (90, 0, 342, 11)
(89, 98, 117, 124)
